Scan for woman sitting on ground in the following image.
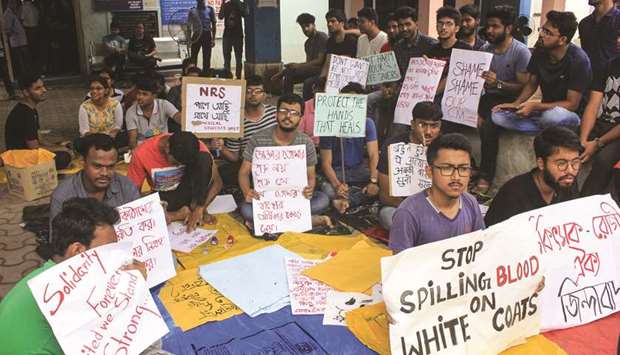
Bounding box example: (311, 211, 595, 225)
(78, 76, 124, 139)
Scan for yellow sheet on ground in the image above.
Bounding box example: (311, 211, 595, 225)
(56, 159, 83, 175)
(275, 232, 370, 259)
(345, 302, 566, 355)
(159, 268, 242, 331)
(302, 240, 392, 294)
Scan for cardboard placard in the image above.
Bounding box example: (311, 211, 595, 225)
(387, 142, 431, 197)
(326, 55, 369, 94)
(364, 51, 401, 86)
(394, 57, 445, 125)
(314, 93, 367, 138)
(181, 77, 245, 138)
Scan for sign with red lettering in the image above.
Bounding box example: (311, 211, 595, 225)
(394, 58, 445, 125)
(27, 242, 169, 355)
(382, 220, 542, 355)
(182, 77, 245, 138)
(115, 193, 176, 287)
(441, 49, 493, 128)
(508, 194, 620, 330)
(251, 145, 311, 236)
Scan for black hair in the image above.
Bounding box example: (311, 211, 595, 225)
(426, 133, 472, 165)
(246, 75, 264, 87)
(110, 22, 120, 30)
(340, 82, 365, 94)
(88, 75, 110, 90)
(357, 7, 378, 23)
(98, 67, 115, 80)
(186, 66, 203, 76)
(296, 13, 316, 25)
(325, 9, 346, 23)
(387, 12, 398, 24)
(182, 58, 195, 74)
(485, 5, 516, 27)
(78, 133, 116, 157)
(437, 6, 461, 24)
(51, 197, 120, 257)
(347, 18, 359, 29)
(169, 131, 200, 166)
(135, 77, 159, 93)
(395, 6, 417, 22)
(546, 11, 578, 41)
(412, 101, 443, 122)
(459, 4, 480, 20)
(533, 126, 581, 161)
(18, 72, 43, 91)
(277, 94, 305, 115)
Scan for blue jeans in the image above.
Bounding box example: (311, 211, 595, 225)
(321, 163, 373, 208)
(240, 190, 330, 222)
(491, 107, 580, 135)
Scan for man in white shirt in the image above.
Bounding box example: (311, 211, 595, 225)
(356, 7, 388, 58)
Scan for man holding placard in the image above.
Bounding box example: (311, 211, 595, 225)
(377, 102, 442, 230)
(492, 11, 592, 134)
(238, 94, 330, 236)
(389, 134, 484, 253)
(392, 6, 437, 76)
(356, 8, 387, 58)
(0, 198, 147, 354)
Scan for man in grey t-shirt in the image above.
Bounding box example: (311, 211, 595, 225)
(476, 6, 532, 194)
(238, 94, 330, 237)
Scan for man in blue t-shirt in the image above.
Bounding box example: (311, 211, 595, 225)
(320, 83, 379, 213)
(492, 11, 592, 135)
(188, 0, 217, 72)
(389, 133, 484, 253)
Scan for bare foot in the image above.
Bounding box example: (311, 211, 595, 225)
(312, 215, 333, 228)
(332, 199, 349, 214)
(165, 206, 191, 224)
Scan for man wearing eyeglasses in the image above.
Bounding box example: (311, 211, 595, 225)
(492, 11, 592, 134)
(213, 75, 277, 185)
(377, 101, 442, 230)
(389, 133, 484, 253)
(485, 126, 581, 226)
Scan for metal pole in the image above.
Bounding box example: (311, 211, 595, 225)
(339, 137, 346, 185)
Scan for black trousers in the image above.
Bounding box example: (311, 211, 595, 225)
(0, 54, 15, 98)
(11, 46, 31, 82)
(191, 31, 213, 72)
(581, 120, 620, 196)
(223, 35, 243, 79)
(478, 93, 514, 182)
(128, 52, 157, 69)
(159, 152, 212, 212)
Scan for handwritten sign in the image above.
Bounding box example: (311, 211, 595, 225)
(182, 77, 245, 138)
(159, 268, 242, 331)
(509, 194, 620, 330)
(314, 93, 367, 138)
(285, 257, 333, 315)
(364, 51, 401, 86)
(388, 143, 431, 197)
(115, 193, 176, 287)
(27, 242, 169, 355)
(441, 49, 493, 127)
(326, 55, 369, 94)
(252, 145, 308, 191)
(323, 290, 375, 326)
(394, 58, 445, 125)
(252, 145, 311, 236)
(382, 220, 542, 355)
(167, 222, 217, 253)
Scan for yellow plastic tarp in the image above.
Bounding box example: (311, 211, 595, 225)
(0, 149, 55, 168)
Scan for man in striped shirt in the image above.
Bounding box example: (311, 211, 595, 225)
(213, 75, 277, 185)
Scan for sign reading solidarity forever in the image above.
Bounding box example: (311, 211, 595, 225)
(388, 143, 431, 197)
(252, 145, 312, 236)
(364, 51, 401, 86)
(509, 194, 620, 330)
(27, 242, 169, 355)
(382, 219, 542, 355)
(326, 55, 369, 94)
(441, 49, 493, 127)
(114, 193, 176, 288)
(182, 77, 246, 138)
(394, 58, 445, 125)
(314, 93, 367, 138)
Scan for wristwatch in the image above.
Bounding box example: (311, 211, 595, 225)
(370, 177, 378, 184)
(496, 80, 504, 90)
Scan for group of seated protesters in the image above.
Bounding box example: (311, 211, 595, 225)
(1, 2, 620, 352)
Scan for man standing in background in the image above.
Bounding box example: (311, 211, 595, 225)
(189, 0, 217, 73)
(219, 0, 247, 79)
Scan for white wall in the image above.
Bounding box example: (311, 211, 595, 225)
(280, 0, 329, 64)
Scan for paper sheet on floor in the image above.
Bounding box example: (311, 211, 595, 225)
(167, 222, 217, 253)
(285, 257, 333, 315)
(323, 290, 375, 326)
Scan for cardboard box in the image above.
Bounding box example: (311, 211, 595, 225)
(5, 160, 58, 201)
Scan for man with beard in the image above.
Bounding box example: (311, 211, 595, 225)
(378, 101, 442, 230)
(389, 133, 483, 253)
(318, 9, 358, 79)
(380, 13, 400, 52)
(492, 11, 591, 134)
(272, 13, 328, 98)
(392, 6, 437, 77)
(238, 94, 331, 237)
(578, 0, 619, 78)
(355, 7, 387, 58)
(50, 134, 140, 232)
(458, 4, 486, 50)
(484, 126, 581, 226)
(475, 6, 532, 194)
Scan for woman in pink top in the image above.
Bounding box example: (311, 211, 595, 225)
(298, 78, 326, 145)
